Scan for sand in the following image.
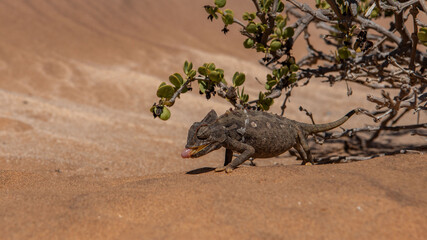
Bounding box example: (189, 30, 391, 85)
(0, 0, 426, 239)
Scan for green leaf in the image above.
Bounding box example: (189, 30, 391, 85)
(290, 64, 299, 72)
(239, 87, 249, 103)
(188, 69, 197, 79)
(198, 66, 207, 76)
(283, 27, 294, 38)
(216, 69, 225, 79)
(232, 72, 245, 87)
(277, 20, 286, 31)
(265, 80, 277, 90)
(169, 73, 184, 88)
(256, 43, 265, 52)
(246, 23, 257, 34)
(264, 99, 273, 111)
(232, 72, 239, 83)
(280, 66, 289, 76)
(183, 61, 193, 75)
(273, 69, 280, 78)
(338, 46, 351, 60)
(289, 73, 297, 83)
(258, 91, 265, 101)
(149, 105, 156, 114)
(275, 28, 282, 37)
(215, 0, 226, 8)
(263, 0, 273, 11)
(222, 14, 234, 25)
(259, 24, 267, 32)
(243, 38, 254, 48)
(241, 94, 249, 103)
(276, 1, 285, 12)
(259, 96, 273, 111)
(242, 12, 250, 21)
(222, 9, 234, 25)
(199, 81, 207, 93)
(208, 71, 221, 83)
(320, 1, 330, 9)
(243, 12, 256, 21)
(159, 106, 171, 121)
(206, 63, 216, 71)
(371, 8, 379, 18)
(157, 83, 175, 99)
(183, 61, 189, 74)
(270, 40, 282, 51)
(179, 86, 188, 94)
(418, 30, 427, 42)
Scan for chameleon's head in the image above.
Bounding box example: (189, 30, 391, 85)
(181, 110, 226, 158)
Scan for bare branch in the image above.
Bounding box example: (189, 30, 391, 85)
(316, 147, 426, 164)
(324, 0, 345, 19)
(355, 16, 401, 44)
(409, 6, 419, 70)
(285, 0, 334, 22)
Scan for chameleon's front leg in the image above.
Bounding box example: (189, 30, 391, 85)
(224, 149, 233, 166)
(215, 148, 233, 172)
(216, 138, 255, 173)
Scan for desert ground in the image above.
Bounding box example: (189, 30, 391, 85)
(0, 0, 426, 239)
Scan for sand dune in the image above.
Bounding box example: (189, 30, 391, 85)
(0, 0, 426, 239)
(1, 156, 426, 239)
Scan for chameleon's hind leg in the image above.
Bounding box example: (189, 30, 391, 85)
(215, 149, 233, 172)
(293, 143, 308, 163)
(297, 131, 314, 165)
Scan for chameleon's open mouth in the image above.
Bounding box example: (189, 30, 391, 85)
(181, 144, 209, 158)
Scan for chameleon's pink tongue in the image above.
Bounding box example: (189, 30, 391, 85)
(181, 148, 192, 158)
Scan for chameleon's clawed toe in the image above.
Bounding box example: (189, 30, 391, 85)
(215, 166, 234, 173)
(225, 166, 234, 173)
(215, 166, 226, 172)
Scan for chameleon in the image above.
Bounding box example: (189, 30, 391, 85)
(181, 108, 360, 173)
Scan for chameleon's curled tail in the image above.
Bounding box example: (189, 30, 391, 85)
(301, 109, 361, 134)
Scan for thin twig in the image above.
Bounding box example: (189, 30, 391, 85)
(317, 123, 427, 140)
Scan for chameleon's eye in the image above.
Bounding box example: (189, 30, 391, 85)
(197, 126, 209, 139)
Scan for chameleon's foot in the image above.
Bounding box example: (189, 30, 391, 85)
(215, 166, 226, 172)
(225, 166, 234, 173)
(215, 165, 235, 173)
(301, 161, 313, 165)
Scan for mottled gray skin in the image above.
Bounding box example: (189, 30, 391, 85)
(184, 108, 359, 173)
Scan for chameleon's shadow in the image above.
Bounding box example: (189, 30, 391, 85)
(186, 167, 216, 175)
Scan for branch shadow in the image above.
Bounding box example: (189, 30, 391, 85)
(186, 167, 215, 175)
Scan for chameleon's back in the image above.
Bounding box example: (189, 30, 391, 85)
(218, 109, 299, 158)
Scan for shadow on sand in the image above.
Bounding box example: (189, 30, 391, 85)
(186, 167, 215, 175)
